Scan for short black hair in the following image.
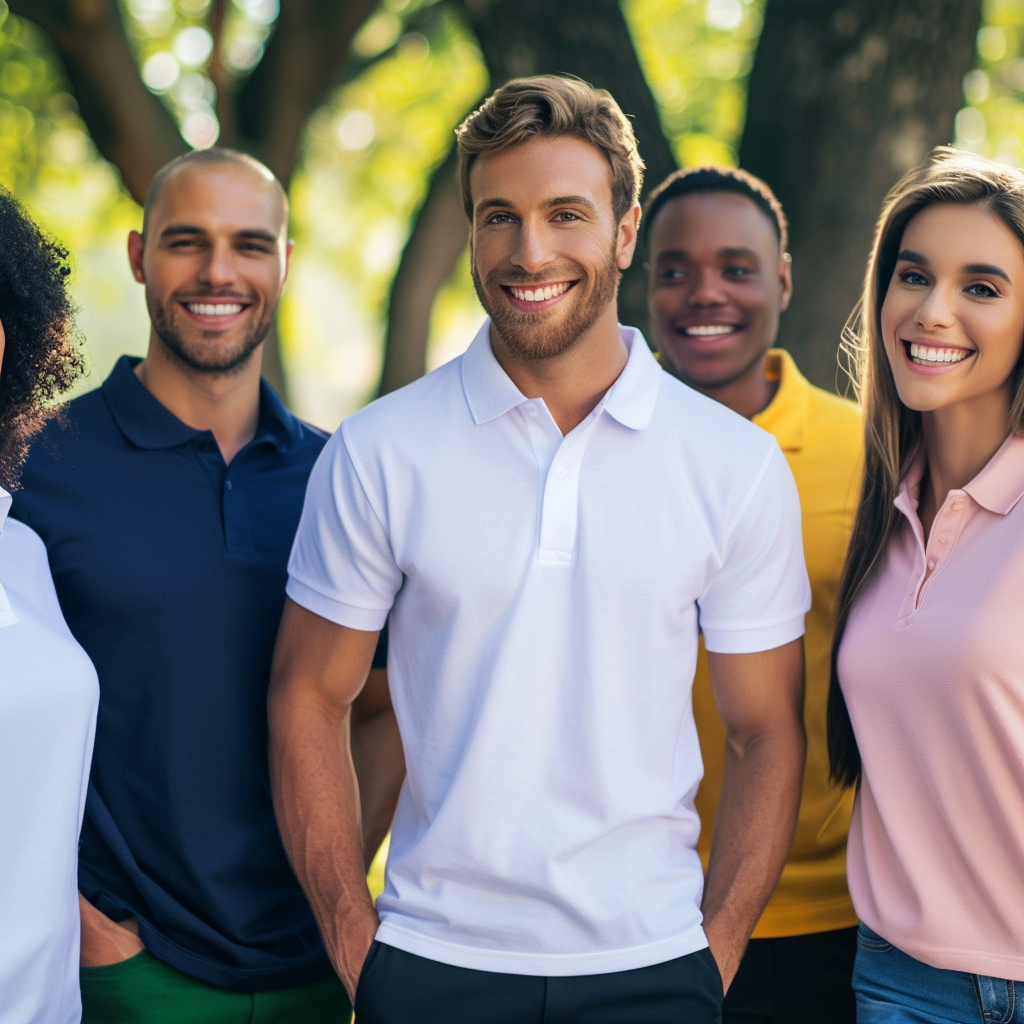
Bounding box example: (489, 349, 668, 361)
(643, 165, 789, 253)
(0, 187, 84, 490)
(142, 147, 287, 237)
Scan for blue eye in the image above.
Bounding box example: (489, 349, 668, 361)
(966, 282, 998, 297)
(900, 270, 928, 285)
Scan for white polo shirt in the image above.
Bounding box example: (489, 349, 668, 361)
(288, 321, 809, 976)
(0, 488, 98, 1023)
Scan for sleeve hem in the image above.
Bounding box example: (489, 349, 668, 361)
(702, 614, 806, 655)
(286, 577, 390, 632)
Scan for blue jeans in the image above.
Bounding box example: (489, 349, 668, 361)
(854, 923, 1022, 1023)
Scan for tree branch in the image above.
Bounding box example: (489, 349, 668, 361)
(9, 0, 186, 203)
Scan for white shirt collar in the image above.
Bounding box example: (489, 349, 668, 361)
(460, 318, 662, 432)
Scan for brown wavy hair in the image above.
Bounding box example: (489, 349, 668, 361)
(455, 75, 644, 222)
(828, 147, 1024, 786)
(0, 187, 83, 491)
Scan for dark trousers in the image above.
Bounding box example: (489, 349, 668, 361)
(355, 941, 723, 1023)
(722, 926, 857, 1024)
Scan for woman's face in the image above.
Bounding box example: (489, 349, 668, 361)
(881, 202, 1024, 415)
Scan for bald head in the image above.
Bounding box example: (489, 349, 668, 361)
(142, 148, 287, 239)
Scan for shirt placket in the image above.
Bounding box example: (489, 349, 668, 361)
(521, 399, 605, 565)
(896, 489, 969, 623)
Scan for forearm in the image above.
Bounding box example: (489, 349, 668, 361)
(269, 693, 378, 994)
(702, 722, 804, 988)
(352, 704, 405, 871)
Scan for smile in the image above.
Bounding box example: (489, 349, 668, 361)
(184, 302, 247, 317)
(681, 324, 741, 337)
(506, 281, 575, 303)
(906, 342, 972, 366)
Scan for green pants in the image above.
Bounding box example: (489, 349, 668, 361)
(81, 950, 352, 1024)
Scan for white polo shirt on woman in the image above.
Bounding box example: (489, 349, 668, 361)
(0, 488, 98, 1024)
(288, 320, 810, 977)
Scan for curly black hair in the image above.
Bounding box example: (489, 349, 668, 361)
(0, 187, 84, 491)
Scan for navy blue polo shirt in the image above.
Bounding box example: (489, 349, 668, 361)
(13, 356, 386, 991)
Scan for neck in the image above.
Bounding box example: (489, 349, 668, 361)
(135, 332, 263, 464)
(919, 387, 1012, 528)
(490, 304, 627, 435)
(671, 350, 776, 421)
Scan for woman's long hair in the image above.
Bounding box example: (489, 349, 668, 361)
(828, 147, 1024, 787)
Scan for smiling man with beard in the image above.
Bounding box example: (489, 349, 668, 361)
(12, 149, 397, 1024)
(271, 77, 811, 1024)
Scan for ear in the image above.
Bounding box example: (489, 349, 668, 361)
(779, 253, 793, 313)
(282, 239, 295, 285)
(128, 230, 145, 284)
(616, 203, 642, 270)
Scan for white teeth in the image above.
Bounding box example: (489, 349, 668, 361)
(909, 343, 970, 365)
(684, 324, 737, 336)
(510, 282, 570, 302)
(186, 302, 244, 316)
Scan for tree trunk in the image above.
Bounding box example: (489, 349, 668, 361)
(378, 0, 676, 394)
(739, 0, 983, 391)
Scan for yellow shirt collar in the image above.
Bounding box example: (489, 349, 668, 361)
(752, 349, 811, 453)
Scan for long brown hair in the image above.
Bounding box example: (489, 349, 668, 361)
(829, 147, 1024, 786)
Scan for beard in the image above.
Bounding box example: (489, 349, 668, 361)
(148, 292, 273, 375)
(472, 244, 620, 362)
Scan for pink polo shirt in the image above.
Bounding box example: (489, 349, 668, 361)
(839, 433, 1024, 981)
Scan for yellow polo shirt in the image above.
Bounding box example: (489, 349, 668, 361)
(692, 349, 863, 938)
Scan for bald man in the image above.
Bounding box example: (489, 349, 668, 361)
(13, 149, 400, 1023)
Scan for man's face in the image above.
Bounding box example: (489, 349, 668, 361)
(129, 161, 290, 375)
(647, 191, 791, 390)
(469, 135, 639, 361)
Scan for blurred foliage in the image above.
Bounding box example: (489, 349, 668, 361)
(954, 0, 1024, 164)
(3, 0, 1013, 426)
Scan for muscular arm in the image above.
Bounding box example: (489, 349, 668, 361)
(701, 639, 805, 992)
(268, 598, 384, 999)
(351, 667, 405, 871)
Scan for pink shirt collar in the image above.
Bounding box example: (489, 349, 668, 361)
(895, 432, 1024, 521)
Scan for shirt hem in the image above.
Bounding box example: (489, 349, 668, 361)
(703, 614, 806, 654)
(751, 896, 859, 939)
(373, 921, 708, 977)
(870, 929, 1024, 984)
(137, 925, 335, 992)
(285, 577, 389, 632)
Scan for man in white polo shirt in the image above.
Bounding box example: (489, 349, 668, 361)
(270, 75, 809, 1023)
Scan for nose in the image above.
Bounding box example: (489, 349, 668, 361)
(198, 239, 238, 290)
(509, 218, 555, 276)
(914, 283, 955, 331)
(687, 269, 728, 308)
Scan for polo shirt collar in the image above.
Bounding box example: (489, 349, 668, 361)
(461, 318, 661, 431)
(895, 432, 1024, 518)
(0, 486, 10, 534)
(964, 433, 1024, 515)
(101, 355, 302, 452)
(752, 349, 810, 452)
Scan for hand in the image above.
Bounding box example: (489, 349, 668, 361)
(79, 893, 145, 967)
(703, 917, 743, 994)
(332, 904, 380, 1003)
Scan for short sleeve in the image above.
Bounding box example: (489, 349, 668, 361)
(698, 443, 810, 654)
(286, 428, 401, 631)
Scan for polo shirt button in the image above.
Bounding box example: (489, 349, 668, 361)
(555, 466, 567, 479)
(927, 558, 936, 570)
(952, 497, 965, 511)
(528, 407, 538, 418)
(226, 480, 232, 491)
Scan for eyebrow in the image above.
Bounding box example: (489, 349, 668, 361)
(546, 195, 597, 212)
(159, 224, 278, 244)
(897, 249, 1011, 283)
(654, 246, 760, 261)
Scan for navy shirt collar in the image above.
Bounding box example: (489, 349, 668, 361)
(101, 355, 303, 453)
